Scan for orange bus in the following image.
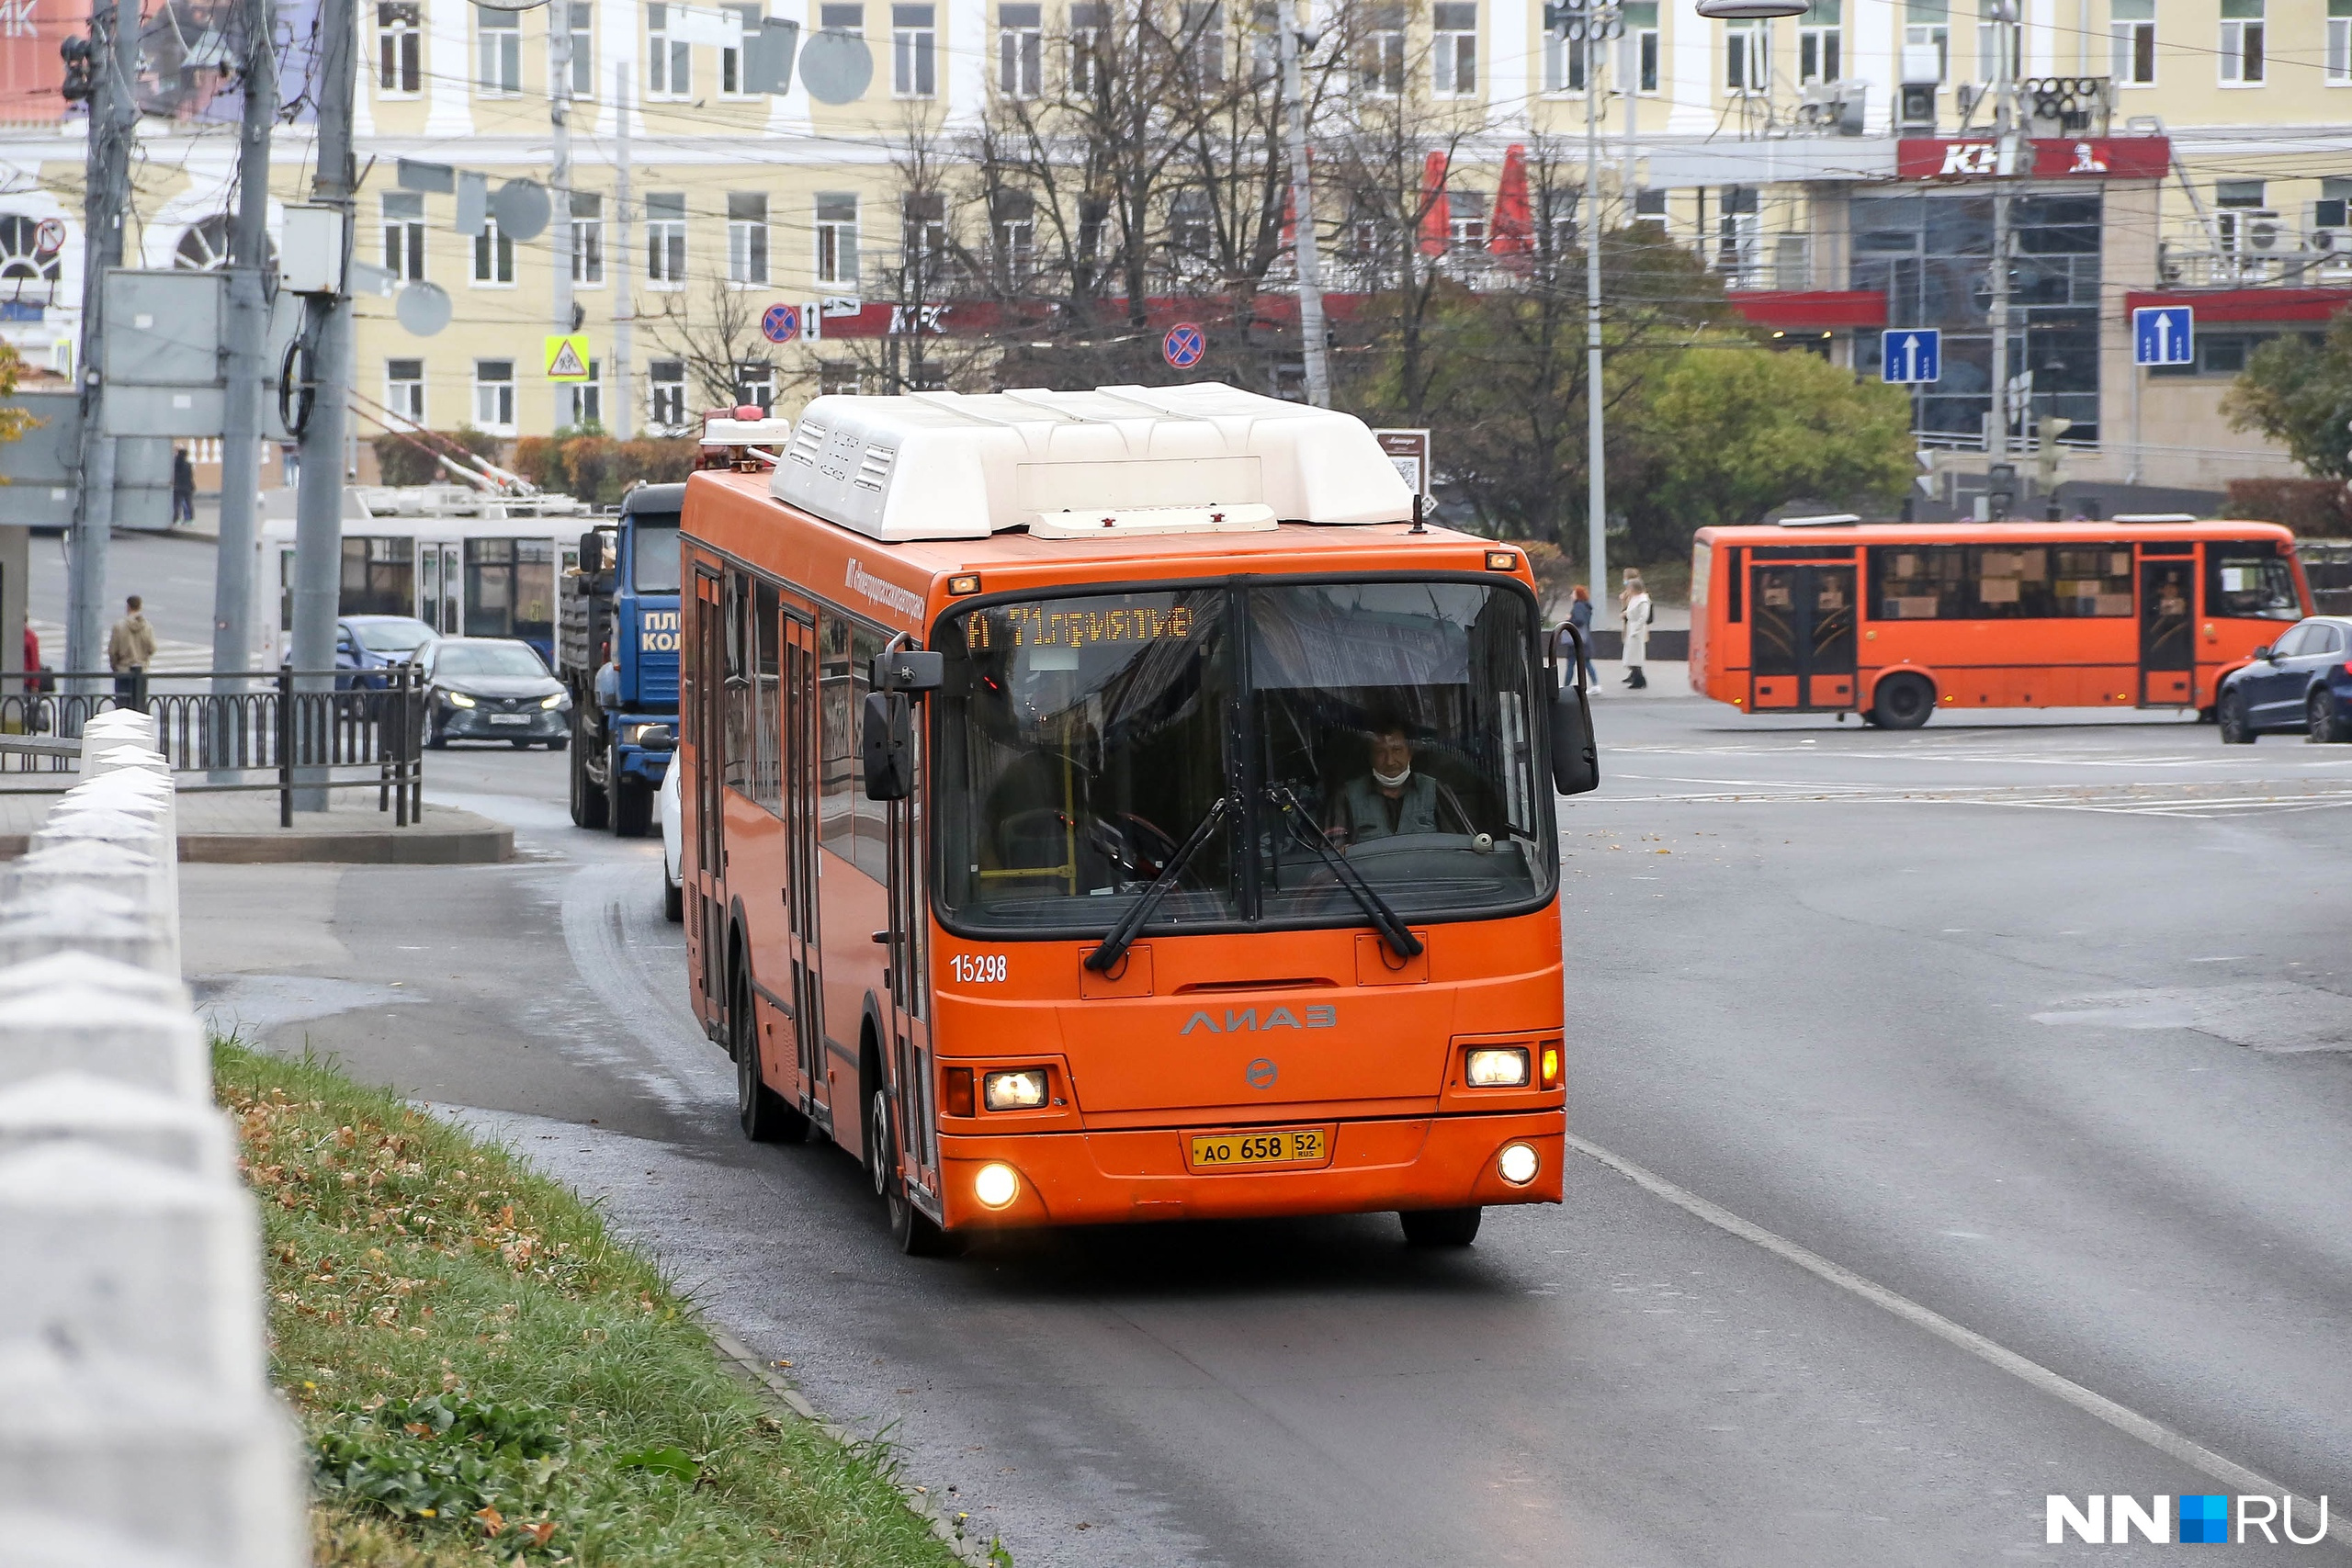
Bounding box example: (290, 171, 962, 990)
(1688, 516, 2312, 728)
(676, 386, 1598, 1255)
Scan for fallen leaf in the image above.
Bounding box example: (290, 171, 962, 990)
(474, 1506, 505, 1537)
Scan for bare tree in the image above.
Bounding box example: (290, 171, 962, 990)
(650, 276, 771, 412)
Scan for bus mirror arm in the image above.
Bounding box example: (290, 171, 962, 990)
(1550, 626, 1601, 797)
(872, 649, 944, 692)
(861, 691, 914, 801)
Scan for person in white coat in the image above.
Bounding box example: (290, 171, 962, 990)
(1620, 570, 1653, 689)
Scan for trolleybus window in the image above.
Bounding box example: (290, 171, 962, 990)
(631, 517, 682, 592)
(2206, 542, 2300, 620)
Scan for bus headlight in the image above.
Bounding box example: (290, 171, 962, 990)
(1465, 1047, 1531, 1088)
(974, 1163, 1020, 1209)
(982, 1068, 1048, 1111)
(1498, 1143, 1540, 1186)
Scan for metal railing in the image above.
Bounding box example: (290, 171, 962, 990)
(0, 665, 425, 828)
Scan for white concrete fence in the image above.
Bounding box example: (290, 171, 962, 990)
(0, 710, 306, 1568)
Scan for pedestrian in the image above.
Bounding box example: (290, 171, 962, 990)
(107, 594, 156, 707)
(1566, 584, 1600, 688)
(170, 446, 196, 525)
(1619, 570, 1653, 690)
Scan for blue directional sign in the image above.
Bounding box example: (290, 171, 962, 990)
(1882, 328, 1940, 385)
(2133, 305, 2193, 367)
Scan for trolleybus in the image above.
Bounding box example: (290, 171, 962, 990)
(678, 384, 1598, 1254)
(1688, 516, 2312, 727)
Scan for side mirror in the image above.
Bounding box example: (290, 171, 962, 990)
(2255, 645, 2276, 661)
(578, 529, 605, 572)
(861, 690, 912, 800)
(1550, 626, 1600, 796)
(871, 649, 943, 693)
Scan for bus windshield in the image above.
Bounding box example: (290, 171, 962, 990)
(936, 579, 1555, 937)
(631, 518, 682, 593)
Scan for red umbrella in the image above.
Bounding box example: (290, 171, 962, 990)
(1489, 143, 1532, 256)
(1418, 150, 1451, 255)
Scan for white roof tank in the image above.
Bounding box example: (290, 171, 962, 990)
(771, 383, 1415, 543)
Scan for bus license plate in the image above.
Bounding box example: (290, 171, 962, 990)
(489, 713, 529, 725)
(1189, 1128, 1327, 1170)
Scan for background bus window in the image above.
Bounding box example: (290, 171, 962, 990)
(752, 581, 782, 814)
(819, 614, 888, 880)
(2206, 543, 2301, 620)
(1871, 544, 2132, 619)
(464, 537, 557, 645)
(1871, 545, 1968, 619)
(341, 536, 415, 616)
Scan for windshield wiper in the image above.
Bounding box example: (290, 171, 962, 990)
(1084, 795, 1232, 974)
(1265, 785, 1424, 962)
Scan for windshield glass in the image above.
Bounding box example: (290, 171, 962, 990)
(2206, 541, 2301, 621)
(631, 518, 681, 593)
(352, 617, 434, 653)
(936, 579, 1554, 937)
(435, 641, 549, 679)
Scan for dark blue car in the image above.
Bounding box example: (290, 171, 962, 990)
(2218, 615, 2352, 743)
(334, 615, 437, 691)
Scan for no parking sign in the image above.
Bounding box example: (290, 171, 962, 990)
(761, 302, 802, 344)
(1162, 322, 1205, 370)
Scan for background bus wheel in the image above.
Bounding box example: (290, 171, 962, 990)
(1870, 673, 1935, 730)
(569, 728, 608, 829)
(2310, 691, 2347, 744)
(2219, 693, 2256, 745)
(868, 1080, 952, 1257)
(1399, 1207, 1481, 1247)
(734, 971, 807, 1144)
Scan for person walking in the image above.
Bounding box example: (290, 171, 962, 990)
(170, 446, 196, 526)
(1619, 570, 1653, 690)
(1566, 585, 1600, 689)
(107, 594, 157, 707)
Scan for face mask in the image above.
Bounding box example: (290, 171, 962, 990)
(1373, 764, 1411, 790)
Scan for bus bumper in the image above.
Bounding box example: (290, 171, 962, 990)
(932, 1111, 1565, 1230)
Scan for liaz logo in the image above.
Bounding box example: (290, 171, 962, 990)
(639, 609, 680, 653)
(2046, 1495, 2329, 1545)
(1180, 1005, 1336, 1035)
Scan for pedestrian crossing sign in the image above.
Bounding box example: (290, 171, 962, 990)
(544, 334, 593, 381)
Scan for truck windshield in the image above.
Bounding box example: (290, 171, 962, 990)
(631, 518, 681, 593)
(936, 579, 1554, 937)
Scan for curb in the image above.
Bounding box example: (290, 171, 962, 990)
(707, 1326, 1005, 1568)
(0, 826, 513, 864)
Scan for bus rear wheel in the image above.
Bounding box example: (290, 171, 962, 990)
(734, 969, 808, 1145)
(1399, 1207, 1482, 1247)
(867, 1077, 952, 1257)
(1871, 672, 1935, 730)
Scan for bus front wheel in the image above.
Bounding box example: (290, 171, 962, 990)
(868, 1075, 953, 1257)
(1871, 672, 1936, 730)
(1399, 1207, 1482, 1247)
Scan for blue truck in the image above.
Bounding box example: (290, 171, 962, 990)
(560, 483, 681, 836)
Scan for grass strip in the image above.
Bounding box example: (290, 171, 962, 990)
(214, 1042, 983, 1568)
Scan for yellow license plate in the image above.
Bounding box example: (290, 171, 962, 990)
(1189, 1128, 1328, 1170)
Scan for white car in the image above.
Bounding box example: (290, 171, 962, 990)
(658, 759, 683, 922)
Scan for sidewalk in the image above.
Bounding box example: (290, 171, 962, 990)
(0, 785, 511, 863)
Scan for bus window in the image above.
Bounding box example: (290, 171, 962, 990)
(1871, 544, 2132, 620)
(819, 613, 888, 881)
(2206, 542, 2301, 620)
(463, 537, 557, 646)
(752, 581, 782, 814)
(340, 536, 414, 616)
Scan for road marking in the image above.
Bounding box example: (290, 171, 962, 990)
(1564, 1130, 2348, 1547)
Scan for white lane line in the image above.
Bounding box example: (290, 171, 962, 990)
(1564, 1131, 2349, 1547)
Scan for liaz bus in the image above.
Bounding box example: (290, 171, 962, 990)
(1688, 515, 2312, 728)
(677, 384, 1599, 1255)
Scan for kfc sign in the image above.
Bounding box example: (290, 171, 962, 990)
(1897, 137, 2171, 182)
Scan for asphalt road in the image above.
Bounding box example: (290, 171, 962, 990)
(179, 697, 2352, 1566)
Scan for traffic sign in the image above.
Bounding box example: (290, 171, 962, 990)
(1881, 329, 1939, 385)
(760, 302, 801, 344)
(543, 334, 592, 380)
(2133, 305, 2193, 367)
(1162, 321, 1205, 370)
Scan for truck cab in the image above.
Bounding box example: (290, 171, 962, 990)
(560, 483, 683, 836)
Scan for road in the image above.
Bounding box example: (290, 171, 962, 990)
(179, 698, 2352, 1566)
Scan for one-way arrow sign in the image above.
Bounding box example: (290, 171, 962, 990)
(1881, 328, 1940, 385)
(2133, 305, 2193, 367)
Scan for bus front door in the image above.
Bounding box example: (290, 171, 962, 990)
(692, 570, 726, 1024)
(2139, 558, 2194, 705)
(1749, 562, 1858, 711)
(781, 610, 827, 1124)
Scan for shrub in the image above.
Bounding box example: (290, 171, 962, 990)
(2224, 477, 2352, 537)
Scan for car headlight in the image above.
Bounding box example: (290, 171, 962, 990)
(1465, 1047, 1531, 1088)
(541, 692, 567, 709)
(443, 691, 475, 708)
(981, 1068, 1048, 1111)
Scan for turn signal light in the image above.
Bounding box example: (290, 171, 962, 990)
(1486, 550, 1518, 571)
(947, 573, 982, 595)
(943, 1066, 974, 1118)
(1540, 1044, 1560, 1089)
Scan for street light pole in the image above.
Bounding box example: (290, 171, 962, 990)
(1987, 0, 2018, 471)
(1277, 15, 1330, 409)
(1550, 1, 1620, 622)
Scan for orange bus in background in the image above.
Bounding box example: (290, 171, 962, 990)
(677, 386, 1598, 1256)
(1688, 517, 2312, 728)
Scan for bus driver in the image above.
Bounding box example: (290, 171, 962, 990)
(1326, 724, 1475, 847)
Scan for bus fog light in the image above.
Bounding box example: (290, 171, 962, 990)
(1466, 1047, 1531, 1088)
(982, 1069, 1048, 1111)
(1498, 1143, 1539, 1186)
(974, 1163, 1020, 1209)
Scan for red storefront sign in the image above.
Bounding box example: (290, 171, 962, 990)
(1895, 137, 2171, 182)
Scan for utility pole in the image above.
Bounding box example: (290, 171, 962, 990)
(1560, 2, 1622, 626)
(612, 61, 633, 440)
(211, 0, 274, 706)
(549, 0, 574, 355)
(1276, 15, 1329, 409)
(1986, 0, 2018, 469)
(289, 0, 356, 808)
(66, 0, 138, 689)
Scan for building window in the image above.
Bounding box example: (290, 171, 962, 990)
(901, 192, 947, 286)
(1181, 3, 1224, 86)
(1544, 29, 1586, 94)
(2110, 0, 2154, 85)
(2331, 0, 2352, 85)
(571, 192, 604, 285)
(566, 2, 594, 95)
(563, 361, 603, 429)
(1359, 4, 1403, 95)
(993, 190, 1035, 285)
(646, 192, 686, 288)
(2317, 178, 2352, 231)
(474, 359, 515, 432)
(1447, 190, 1487, 251)
(729, 193, 769, 285)
(1068, 2, 1103, 93)
(1905, 0, 1948, 84)
(720, 3, 762, 93)
(1627, 1, 1657, 92)
(1169, 188, 1210, 256)
(378, 2, 420, 93)
(736, 361, 775, 412)
(0, 214, 63, 287)
(816, 192, 859, 286)
(1973, 11, 2018, 82)
(1799, 0, 1838, 84)
(649, 359, 687, 432)
(2219, 0, 2263, 85)
(387, 359, 426, 426)
(1724, 19, 1763, 94)
(473, 218, 514, 285)
(1430, 3, 1475, 96)
(476, 5, 520, 94)
(998, 3, 1041, 95)
(648, 4, 690, 96)
(382, 192, 425, 280)
(892, 3, 935, 94)
(820, 362, 862, 397)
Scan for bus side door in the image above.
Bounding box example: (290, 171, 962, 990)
(691, 568, 726, 1028)
(883, 714, 938, 1204)
(1750, 558, 1857, 710)
(2137, 552, 2194, 706)
(781, 604, 828, 1125)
